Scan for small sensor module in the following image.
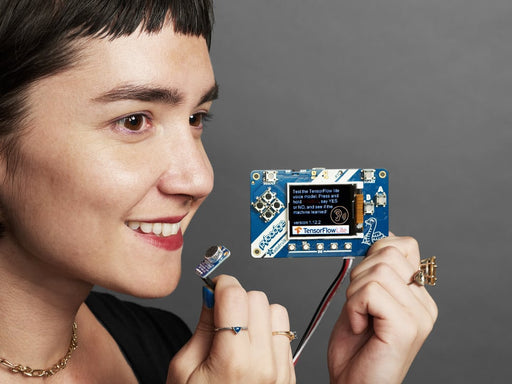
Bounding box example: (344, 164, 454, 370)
(195, 245, 231, 279)
(250, 168, 389, 258)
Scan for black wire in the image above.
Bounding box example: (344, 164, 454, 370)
(293, 258, 349, 358)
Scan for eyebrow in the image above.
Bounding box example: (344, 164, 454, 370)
(92, 82, 219, 106)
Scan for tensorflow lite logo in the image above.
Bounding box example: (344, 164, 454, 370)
(292, 225, 349, 235)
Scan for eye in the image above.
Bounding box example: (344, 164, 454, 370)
(189, 112, 211, 128)
(115, 114, 151, 132)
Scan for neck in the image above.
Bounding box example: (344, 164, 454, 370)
(0, 240, 92, 373)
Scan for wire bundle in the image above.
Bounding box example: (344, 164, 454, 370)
(292, 258, 354, 365)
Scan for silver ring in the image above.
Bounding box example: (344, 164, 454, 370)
(214, 326, 248, 335)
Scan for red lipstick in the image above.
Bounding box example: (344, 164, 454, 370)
(126, 216, 186, 251)
(132, 229, 183, 251)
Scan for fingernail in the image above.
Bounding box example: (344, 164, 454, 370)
(202, 285, 215, 309)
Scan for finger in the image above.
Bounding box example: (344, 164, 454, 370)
(350, 244, 438, 322)
(210, 275, 250, 361)
(270, 303, 295, 383)
(408, 283, 439, 322)
(192, 286, 216, 346)
(247, 291, 275, 368)
(346, 280, 415, 343)
(348, 261, 416, 306)
(367, 236, 421, 269)
(347, 262, 437, 324)
(351, 243, 418, 284)
(167, 286, 215, 382)
(344, 281, 435, 384)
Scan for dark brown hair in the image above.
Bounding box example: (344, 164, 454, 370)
(0, 0, 214, 173)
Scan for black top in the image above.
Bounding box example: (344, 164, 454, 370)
(86, 292, 192, 384)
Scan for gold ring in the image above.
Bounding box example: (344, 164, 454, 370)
(272, 331, 297, 341)
(213, 326, 248, 335)
(412, 256, 437, 286)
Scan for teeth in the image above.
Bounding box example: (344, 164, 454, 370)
(162, 223, 173, 237)
(152, 223, 162, 235)
(163, 223, 180, 236)
(128, 222, 140, 230)
(140, 222, 153, 234)
(126, 221, 181, 237)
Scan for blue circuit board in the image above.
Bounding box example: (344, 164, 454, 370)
(195, 245, 231, 278)
(250, 168, 389, 258)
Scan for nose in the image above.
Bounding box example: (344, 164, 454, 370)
(157, 130, 214, 200)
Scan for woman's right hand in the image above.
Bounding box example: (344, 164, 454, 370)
(167, 275, 296, 384)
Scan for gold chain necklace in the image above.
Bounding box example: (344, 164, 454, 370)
(0, 321, 77, 377)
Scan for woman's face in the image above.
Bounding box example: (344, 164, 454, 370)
(0, 26, 215, 297)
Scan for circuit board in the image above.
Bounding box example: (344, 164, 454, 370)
(250, 168, 389, 258)
(195, 245, 231, 279)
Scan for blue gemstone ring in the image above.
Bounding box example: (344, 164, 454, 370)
(214, 326, 248, 335)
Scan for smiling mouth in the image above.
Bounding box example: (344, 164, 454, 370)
(126, 221, 181, 237)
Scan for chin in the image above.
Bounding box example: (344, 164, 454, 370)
(102, 267, 182, 299)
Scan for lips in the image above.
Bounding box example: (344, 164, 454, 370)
(126, 218, 184, 251)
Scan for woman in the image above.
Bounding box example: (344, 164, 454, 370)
(0, 0, 437, 383)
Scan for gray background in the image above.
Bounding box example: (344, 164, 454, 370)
(109, 0, 511, 382)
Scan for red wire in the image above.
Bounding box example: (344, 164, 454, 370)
(293, 258, 353, 365)
(306, 259, 351, 337)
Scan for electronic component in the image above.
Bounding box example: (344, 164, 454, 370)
(195, 245, 231, 287)
(250, 168, 389, 258)
(293, 258, 353, 364)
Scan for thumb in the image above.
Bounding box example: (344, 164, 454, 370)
(168, 286, 215, 382)
(196, 285, 216, 337)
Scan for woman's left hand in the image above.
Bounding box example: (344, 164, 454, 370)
(327, 235, 438, 384)
(167, 275, 295, 384)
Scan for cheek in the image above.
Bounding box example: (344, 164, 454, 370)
(0, 147, 157, 279)
(3, 140, 150, 238)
